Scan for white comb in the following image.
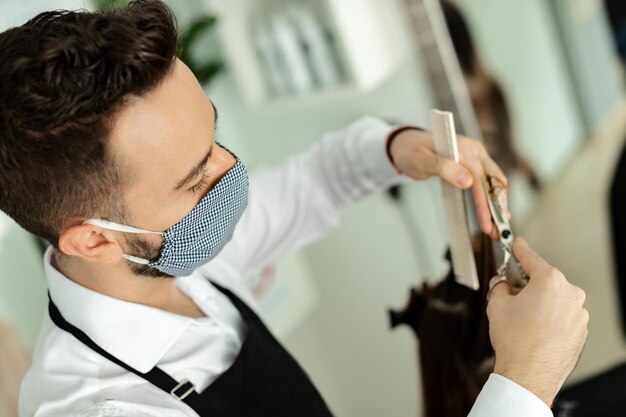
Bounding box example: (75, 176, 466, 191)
(431, 109, 479, 290)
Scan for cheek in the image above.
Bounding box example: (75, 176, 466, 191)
(127, 147, 237, 232)
(124, 188, 194, 236)
(144, 232, 165, 249)
(125, 232, 164, 258)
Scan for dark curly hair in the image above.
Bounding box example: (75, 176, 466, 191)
(0, 0, 178, 245)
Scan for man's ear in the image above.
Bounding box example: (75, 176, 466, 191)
(58, 224, 124, 266)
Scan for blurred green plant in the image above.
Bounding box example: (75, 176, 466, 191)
(92, 0, 128, 9)
(92, 0, 225, 86)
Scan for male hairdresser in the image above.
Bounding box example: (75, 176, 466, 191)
(0, 1, 587, 416)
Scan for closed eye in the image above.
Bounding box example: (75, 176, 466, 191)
(189, 165, 212, 195)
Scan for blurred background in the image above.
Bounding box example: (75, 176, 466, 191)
(1, 0, 626, 416)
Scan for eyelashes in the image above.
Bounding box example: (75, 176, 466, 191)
(189, 166, 211, 195)
(189, 140, 218, 195)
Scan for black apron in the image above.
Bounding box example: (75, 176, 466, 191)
(48, 282, 334, 417)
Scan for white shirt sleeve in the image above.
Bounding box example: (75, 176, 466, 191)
(212, 116, 404, 279)
(72, 404, 158, 417)
(468, 374, 553, 417)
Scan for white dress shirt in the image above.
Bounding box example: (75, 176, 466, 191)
(19, 117, 551, 417)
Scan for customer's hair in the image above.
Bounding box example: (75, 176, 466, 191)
(0, 0, 178, 245)
(390, 234, 497, 417)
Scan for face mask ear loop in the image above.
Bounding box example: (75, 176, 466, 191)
(82, 220, 163, 266)
(122, 254, 151, 265)
(82, 219, 164, 235)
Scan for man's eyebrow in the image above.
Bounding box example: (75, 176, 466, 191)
(211, 100, 219, 129)
(174, 142, 214, 192)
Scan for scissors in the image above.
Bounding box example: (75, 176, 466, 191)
(484, 176, 528, 286)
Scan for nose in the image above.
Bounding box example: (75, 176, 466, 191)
(216, 142, 237, 169)
(206, 143, 237, 190)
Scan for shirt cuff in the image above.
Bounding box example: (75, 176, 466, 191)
(384, 125, 424, 173)
(468, 374, 552, 417)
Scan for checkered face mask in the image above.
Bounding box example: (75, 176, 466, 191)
(84, 155, 249, 277)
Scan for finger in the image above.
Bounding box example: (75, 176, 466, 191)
(495, 186, 511, 221)
(471, 180, 494, 235)
(512, 238, 551, 277)
(436, 157, 474, 189)
(479, 151, 512, 219)
(463, 157, 494, 235)
(481, 156, 508, 187)
(490, 223, 500, 240)
(487, 276, 512, 302)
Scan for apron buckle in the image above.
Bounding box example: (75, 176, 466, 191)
(171, 379, 195, 401)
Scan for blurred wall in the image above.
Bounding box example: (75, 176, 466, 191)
(548, 0, 624, 131)
(456, 0, 586, 182)
(0, 0, 89, 29)
(0, 214, 46, 348)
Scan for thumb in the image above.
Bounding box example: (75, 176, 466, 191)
(436, 157, 473, 189)
(513, 237, 550, 278)
(487, 276, 513, 303)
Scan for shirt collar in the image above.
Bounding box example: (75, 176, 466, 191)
(44, 247, 195, 373)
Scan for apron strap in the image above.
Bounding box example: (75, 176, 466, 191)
(47, 293, 200, 403)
